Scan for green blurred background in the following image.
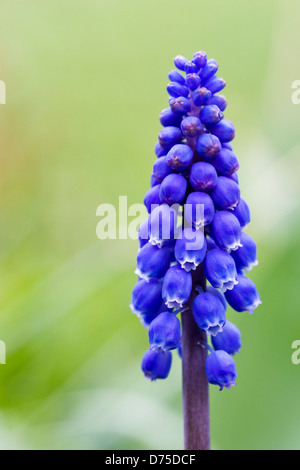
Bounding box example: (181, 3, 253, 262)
(0, 0, 299, 450)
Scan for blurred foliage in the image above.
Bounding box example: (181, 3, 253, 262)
(0, 0, 299, 450)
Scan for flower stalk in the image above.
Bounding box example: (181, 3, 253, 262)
(181, 264, 210, 450)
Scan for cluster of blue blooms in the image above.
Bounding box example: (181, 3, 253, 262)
(130, 51, 261, 390)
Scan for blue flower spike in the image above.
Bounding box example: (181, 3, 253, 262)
(130, 49, 261, 390)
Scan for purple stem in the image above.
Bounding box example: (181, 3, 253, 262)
(181, 264, 210, 450)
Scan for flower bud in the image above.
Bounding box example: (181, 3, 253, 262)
(174, 227, 207, 272)
(192, 87, 212, 106)
(230, 197, 251, 229)
(158, 126, 182, 149)
(173, 55, 188, 71)
(192, 50, 207, 69)
(169, 96, 191, 115)
(205, 350, 237, 390)
(166, 143, 193, 171)
(196, 133, 221, 159)
(149, 312, 181, 351)
(152, 156, 173, 183)
(185, 73, 201, 91)
(193, 292, 226, 336)
(211, 119, 235, 143)
(212, 148, 239, 176)
(168, 69, 185, 85)
(162, 265, 192, 309)
(204, 247, 238, 292)
(138, 218, 150, 247)
(130, 278, 162, 317)
(200, 59, 218, 83)
(211, 211, 242, 252)
(159, 107, 182, 127)
(144, 185, 161, 213)
(228, 171, 239, 184)
(184, 61, 198, 74)
(207, 94, 227, 111)
(231, 232, 258, 272)
(135, 242, 171, 281)
(225, 273, 262, 313)
(154, 141, 167, 158)
(159, 173, 187, 205)
(185, 191, 215, 228)
(205, 77, 226, 94)
(189, 162, 218, 191)
(211, 320, 241, 355)
(210, 176, 240, 210)
(200, 105, 224, 127)
(141, 349, 172, 380)
(181, 116, 203, 137)
(148, 204, 177, 247)
(167, 81, 189, 98)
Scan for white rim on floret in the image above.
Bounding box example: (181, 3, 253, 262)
(225, 241, 243, 253)
(134, 267, 151, 282)
(149, 236, 166, 248)
(129, 303, 142, 316)
(165, 297, 184, 309)
(220, 278, 239, 293)
(247, 297, 262, 314)
(244, 259, 259, 272)
(205, 320, 225, 337)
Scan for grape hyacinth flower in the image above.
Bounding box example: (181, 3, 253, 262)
(149, 311, 181, 352)
(162, 265, 192, 309)
(174, 227, 207, 272)
(205, 349, 237, 390)
(211, 320, 242, 355)
(193, 292, 226, 336)
(130, 50, 262, 450)
(141, 349, 172, 381)
(204, 248, 238, 292)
